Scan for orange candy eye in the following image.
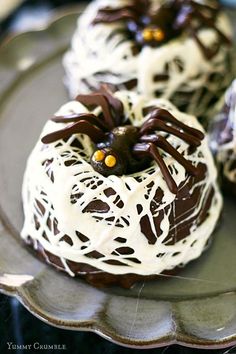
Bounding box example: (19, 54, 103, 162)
(142, 27, 165, 42)
(153, 28, 165, 42)
(93, 150, 117, 168)
(105, 155, 117, 168)
(142, 28, 153, 41)
(93, 150, 105, 162)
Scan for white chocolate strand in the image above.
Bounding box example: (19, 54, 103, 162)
(21, 92, 222, 276)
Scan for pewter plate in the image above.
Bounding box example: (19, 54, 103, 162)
(1, 8, 236, 350)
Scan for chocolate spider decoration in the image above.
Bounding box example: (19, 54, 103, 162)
(42, 88, 204, 194)
(92, 0, 231, 59)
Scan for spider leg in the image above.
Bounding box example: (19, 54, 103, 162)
(41, 120, 106, 145)
(191, 31, 218, 60)
(76, 93, 116, 130)
(189, 1, 218, 13)
(99, 84, 124, 126)
(146, 108, 204, 140)
(51, 113, 108, 131)
(133, 142, 178, 194)
(140, 134, 199, 176)
(189, 6, 231, 45)
(140, 118, 202, 147)
(183, 8, 230, 59)
(93, 7, 139, 25)
(175, 2, 230, 59)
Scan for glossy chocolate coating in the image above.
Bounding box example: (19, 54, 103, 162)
(92, 126, 151, 176)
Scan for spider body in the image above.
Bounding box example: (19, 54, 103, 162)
(42, 88, 204, 194)
(92, 125, 151, 177)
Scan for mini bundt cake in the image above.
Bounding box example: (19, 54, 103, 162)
(21, 88, 222, 288)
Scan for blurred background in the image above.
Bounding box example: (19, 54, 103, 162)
(0, 0, 84, 38)
(0, 0, 235, 40)
(0, 1, 236, 353)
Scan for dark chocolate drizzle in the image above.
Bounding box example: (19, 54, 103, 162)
(92, 0, 231, 59)
(42, 87, 204, 194)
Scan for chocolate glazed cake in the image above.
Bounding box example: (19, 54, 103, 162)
(63, 0, 233, 123)
(210, 80, 236, 196)
(21, 89, 222, 288)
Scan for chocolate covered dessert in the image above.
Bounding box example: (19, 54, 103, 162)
(210, 80, 236, 195)
(63, 0, 233, 122)
(21, 88, 222, 288)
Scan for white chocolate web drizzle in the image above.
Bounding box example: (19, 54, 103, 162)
(21, 92, 222, 276)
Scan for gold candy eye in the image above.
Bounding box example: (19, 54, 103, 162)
(93, 150, 105, 162)
(142, 28, 153, 41)
(142, 27, 165, 42)
(105, 155, 117, 168)
(153, 28, 165, 42)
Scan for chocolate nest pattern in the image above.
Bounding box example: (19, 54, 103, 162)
(42, 87, 204, 194)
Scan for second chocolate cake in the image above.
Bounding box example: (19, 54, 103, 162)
(210, 80, 236, 195)
(63, 0, 233, 123)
